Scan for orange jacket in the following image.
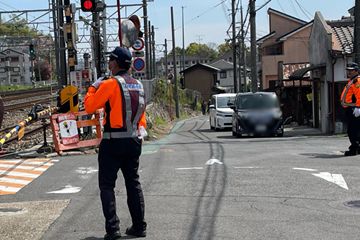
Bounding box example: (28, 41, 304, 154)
(84, 75, 146, 134)
(341, 76, 360, 108)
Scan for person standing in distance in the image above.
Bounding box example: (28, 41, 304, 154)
(340, 62, 360, 156)
(84, 47, 147, 239)
(167, 70, 174, 84)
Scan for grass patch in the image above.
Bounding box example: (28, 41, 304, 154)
(154, 117, 166, 125)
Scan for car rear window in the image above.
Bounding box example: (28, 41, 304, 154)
(237, 94, 279, 109)
(217, 96, 235, 108)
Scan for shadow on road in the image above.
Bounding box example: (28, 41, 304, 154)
(300, 153, 345, 158)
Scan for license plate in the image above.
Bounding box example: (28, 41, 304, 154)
(255, 125, 266, 132)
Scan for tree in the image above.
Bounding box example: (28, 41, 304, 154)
(217, 42, 232, 56)
(34, 59, 51, 81)
(185, 42, 218, 61)
(168, 46, 183, 56)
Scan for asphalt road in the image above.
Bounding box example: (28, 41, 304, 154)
(1, 115, 360, 240)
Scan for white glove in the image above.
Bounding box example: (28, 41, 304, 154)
(92, 77, 104, 89)
(354, 108, 360, 117)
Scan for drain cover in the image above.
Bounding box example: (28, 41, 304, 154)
(344, 200, 360, 208)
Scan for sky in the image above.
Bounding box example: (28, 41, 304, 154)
(0, 0, 356, 58)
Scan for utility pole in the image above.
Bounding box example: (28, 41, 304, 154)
(171, 6, 180, 118)
(239, 4, 246, 92)
(148, 21, 153, 79)
(182, 6, 186, 72)
(143, 0, 150, 79)
(354, 0, 360, 65)
(51, 0, 62, 89)
(152, 25, 156, 78)
(250, 0, 258, 93)
(232, 0, 237, 93)
(58, 0, 67, 87)
(164, 39, 168, 78)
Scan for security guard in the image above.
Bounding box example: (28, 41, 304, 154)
(84, 47, 147, 239)
(340, 62, 360, 156)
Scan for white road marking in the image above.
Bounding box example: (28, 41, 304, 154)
(47, 185, 82, 194)
(332, 151, 343, 155)
(0, 160, 54, 166)
(176, 167, 203, 170)
(0, 164, 48, 171)
(293, 168, 318, 172)
(76, 167, 98, 179)
(312, 172, 349, 190)
(0, 185, 21, 192)
(0, 178, 31, 185)
(205, 158, 223, 165)
(0, 170, 39, 178)
(234, 167, 261, 169)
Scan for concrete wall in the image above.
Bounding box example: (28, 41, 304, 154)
(334, 57, 351, 82)
(309, 11, 333, 133)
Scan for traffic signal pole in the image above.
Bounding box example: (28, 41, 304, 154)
(143, 0, 150, 79)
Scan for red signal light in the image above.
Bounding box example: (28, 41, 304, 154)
(81, 0, 95, 12)
(84, 0, 92, 10)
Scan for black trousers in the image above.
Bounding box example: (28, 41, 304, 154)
(346, 107, 360, 152)
(98, 137, 147, 234)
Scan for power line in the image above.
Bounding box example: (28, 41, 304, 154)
(175, 0, 227, 31)
(294, 0, 312, 20)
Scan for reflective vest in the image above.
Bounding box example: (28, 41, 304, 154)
(84, 72, 146, 138)
(341, 75, 360, 108)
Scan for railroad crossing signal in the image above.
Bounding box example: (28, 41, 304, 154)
(81, 0, 95, 12)
(59, 85, 79, 113)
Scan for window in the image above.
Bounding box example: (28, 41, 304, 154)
(0, 58, 4, 62)
(192, 61, 196, 64)
(11, 57, 19, 62)
(220, 71, 227, 79)
(13, 67, 20, 72)
(265, 43, 283, 55)
(185, 61, 188, 64)
(168, 62, 171, 65)
(13, 79, 17, 82)
(0, 68, 5, 73)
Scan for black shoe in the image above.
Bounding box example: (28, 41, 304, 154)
(104, 231, 121, 240)
(125, 226, 146, 237)
(345, 151, 357, 156)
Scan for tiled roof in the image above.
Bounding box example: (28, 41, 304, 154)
(327, 19, 354, 54)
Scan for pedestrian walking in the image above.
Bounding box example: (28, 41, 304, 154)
(84, 46, 147, 239)
(340, 62, 360, 156)
(201, 101, 206, 115)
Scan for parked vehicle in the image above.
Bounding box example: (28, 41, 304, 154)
(209, 93, 236, 131)
(230, 92, 284, 137)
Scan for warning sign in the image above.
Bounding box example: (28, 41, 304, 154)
(58, 113, 79, 145)
(70, 71, 82, 90)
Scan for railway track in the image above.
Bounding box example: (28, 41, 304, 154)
(4, 96, 57, 112)
(0, 86, 58, 98)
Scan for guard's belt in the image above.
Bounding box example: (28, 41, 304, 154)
(102, 132, 137, 139)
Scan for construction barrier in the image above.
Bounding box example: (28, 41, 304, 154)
(50, 109, 103, 155)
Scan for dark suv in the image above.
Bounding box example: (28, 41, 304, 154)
(230, 92, 284, 137)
